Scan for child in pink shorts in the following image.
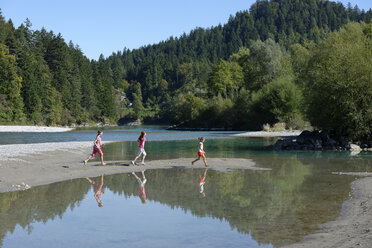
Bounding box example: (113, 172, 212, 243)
(84, 130, 106, 166)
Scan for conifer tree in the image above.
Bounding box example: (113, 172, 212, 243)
(0, 44, 24, 122)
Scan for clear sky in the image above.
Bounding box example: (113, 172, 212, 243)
(1, 0, 370, 60)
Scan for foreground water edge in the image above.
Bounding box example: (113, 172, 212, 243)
(1, 148, 372, 247)
(0, 127, 372, 247)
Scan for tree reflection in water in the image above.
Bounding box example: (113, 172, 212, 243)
(0, 154, 366, 247)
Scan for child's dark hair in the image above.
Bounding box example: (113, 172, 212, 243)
(97, 130, 103, 135)
(138, 131, 146, 141)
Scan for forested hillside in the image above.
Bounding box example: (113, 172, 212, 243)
(0, 0, 371, 139)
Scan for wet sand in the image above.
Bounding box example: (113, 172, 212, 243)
(0, 143, 371, 248)
(283, 175, 372, 248)
(0, 144, 265, 193)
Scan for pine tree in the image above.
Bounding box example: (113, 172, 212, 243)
(0, 44, 25, 122)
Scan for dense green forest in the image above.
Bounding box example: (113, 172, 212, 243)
(0, 0, 371, 140)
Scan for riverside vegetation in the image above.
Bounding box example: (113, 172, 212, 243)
(0, 0, 371, 142)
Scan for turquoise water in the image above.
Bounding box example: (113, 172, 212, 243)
(0, 126, 372, 247)
(0, 125, 239, 144)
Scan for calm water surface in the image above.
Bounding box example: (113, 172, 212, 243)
(0, 126, 372, 247)
(0, 125, 239, 144)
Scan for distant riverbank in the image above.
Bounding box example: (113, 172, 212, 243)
(231, 130, 302, 137)
(0, 125, 74, 132)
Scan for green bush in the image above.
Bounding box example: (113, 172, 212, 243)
(247, 75, 304, 129)
(304, 22, 372, 140)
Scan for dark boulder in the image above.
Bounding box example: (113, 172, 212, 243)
(271, 130, 354, 151)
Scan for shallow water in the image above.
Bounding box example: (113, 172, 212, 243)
(1, 126, 372, 247)
(1, 152, 372, 247)
(0, 125, 239, 144)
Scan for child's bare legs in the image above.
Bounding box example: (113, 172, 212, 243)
(84, 155, 93, 165)
(99, 154, 106, 166)
(84, 148, 105, 165)
(191, 156, 201, 165)
(132, 172, 139, 179)
(141, 171, 146, 180)
(192, 155, 208, 167)
(141, 154, 146, 165)
(86, 177, 94, 184)
(132, 156, 139, 165)
(133, 151, 146, 165)
(202, 155, 208, 167)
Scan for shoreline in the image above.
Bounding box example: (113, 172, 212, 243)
(0, 145, 264, 193)
(0, 142, 371, 247)
(231, 130, 302, 137)
(0, 125, 74, 132)
(283, 175, 372, 248)
(0, 141, 117, 162)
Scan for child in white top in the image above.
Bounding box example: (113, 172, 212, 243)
(191, 137, 208, 167)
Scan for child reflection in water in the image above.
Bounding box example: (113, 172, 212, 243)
(197, 168, 208, 198)
(86, 175, 104, 207)
(132, 171, 147, 204)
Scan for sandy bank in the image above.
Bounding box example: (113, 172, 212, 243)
(0, 143, 264, 193)
(0, 141, 97, 161)
(283, 175, 372, 248)
(0, 125, 74, 132)
(232, 130, 302, 137)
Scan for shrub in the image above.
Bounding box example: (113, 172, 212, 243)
(304, 22, 372, 140)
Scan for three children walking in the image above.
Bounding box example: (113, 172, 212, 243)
(83, 130, 208, 168)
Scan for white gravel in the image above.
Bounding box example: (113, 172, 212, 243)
(0, 125, 74, 132)
(231, 130, 302, 137)
(0, 142, 94, 161)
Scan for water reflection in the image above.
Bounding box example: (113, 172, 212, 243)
(193, 168, 208, 198)
(86, 175, 105, 207)
(1, 153, 365, 247)
(131, 171, 147, 204)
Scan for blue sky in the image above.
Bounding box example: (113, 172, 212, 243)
(1, 0, 370, 60)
